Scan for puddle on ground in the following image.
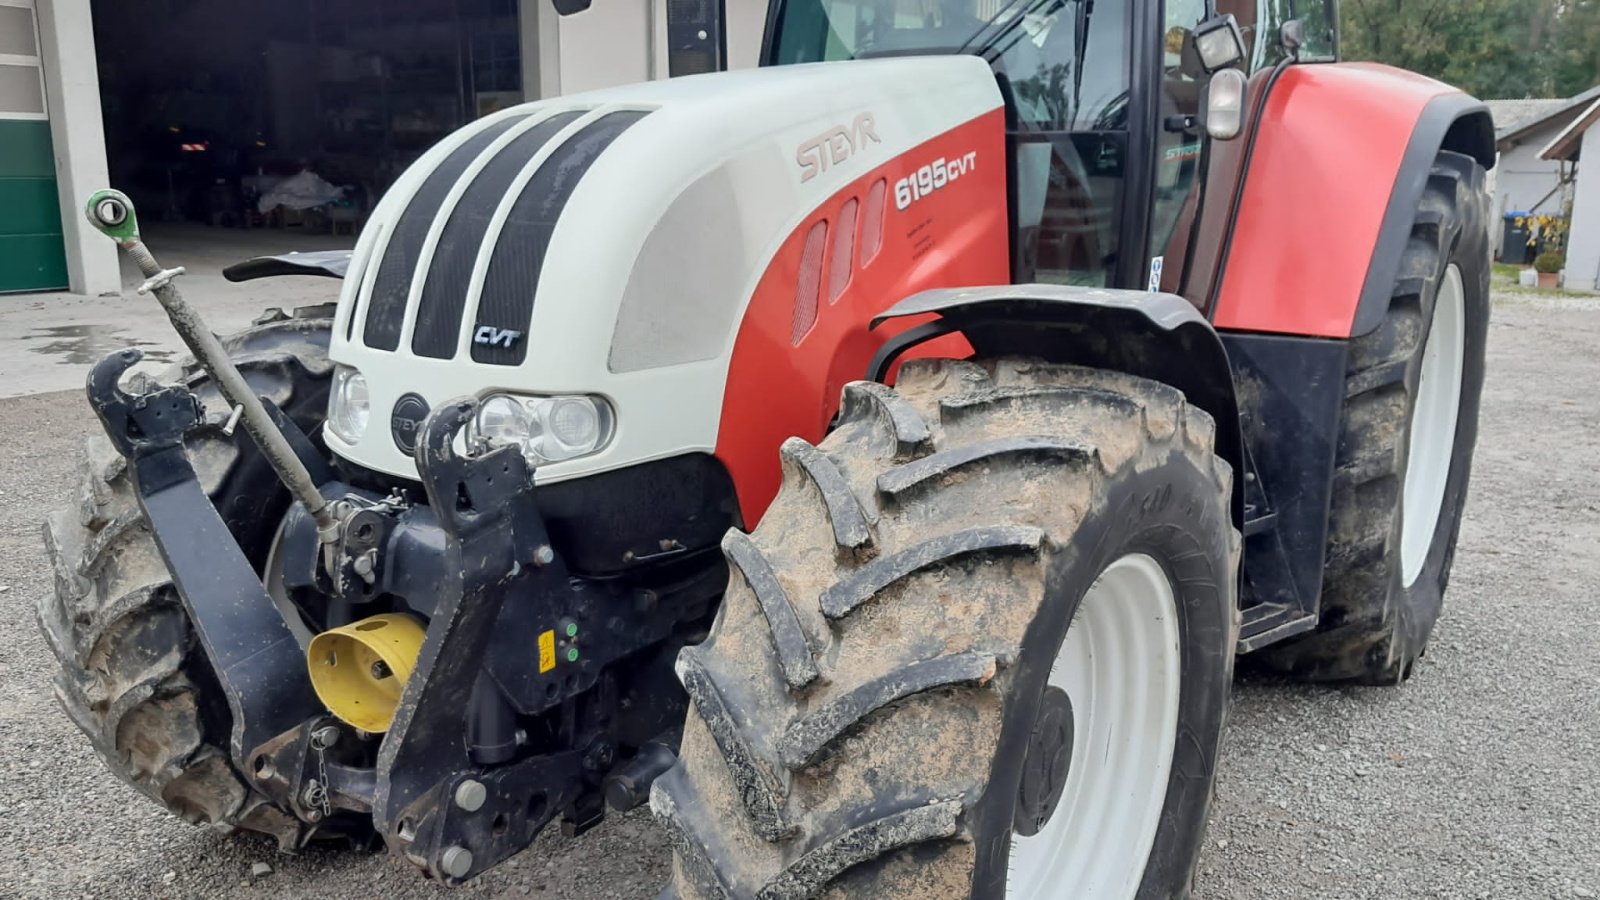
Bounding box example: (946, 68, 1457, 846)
(21, 324, 175, 365)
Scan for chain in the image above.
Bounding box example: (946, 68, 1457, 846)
(307, 727, 335, 820)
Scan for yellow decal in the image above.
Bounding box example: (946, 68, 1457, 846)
(538, 630, 556, 673)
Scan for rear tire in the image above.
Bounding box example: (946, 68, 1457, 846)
(1259, 151, 1490, 684)
(38, 307, 335, 847)
(655, 360, 1238, 898)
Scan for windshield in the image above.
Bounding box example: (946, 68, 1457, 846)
(769, 0, 1045, 64)
(769, 0, 1128, 134)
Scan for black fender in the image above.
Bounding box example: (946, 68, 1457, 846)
(870, 284, 1244, 531)
(222, 249, 354, 283)
(1351, 94, 1494, 336)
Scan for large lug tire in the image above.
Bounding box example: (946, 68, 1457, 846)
(655, 359, 1239, 899)
(37, 307, 337, 848)
(1259, 151, 1491, 684)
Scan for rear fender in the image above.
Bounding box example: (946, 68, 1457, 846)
(1210, 63, 1493, 338)
(871, 285, 1244, 531)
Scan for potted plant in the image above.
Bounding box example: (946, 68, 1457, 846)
(1533, 251, 1565, 289)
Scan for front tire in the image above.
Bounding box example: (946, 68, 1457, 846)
(655, 360, 1238, 898)
(38, 307, 335, 847)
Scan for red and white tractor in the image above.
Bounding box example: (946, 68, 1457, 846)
(44, 1, 1491, 896)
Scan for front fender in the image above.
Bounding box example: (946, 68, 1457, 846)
(871, 284, 1244, 531)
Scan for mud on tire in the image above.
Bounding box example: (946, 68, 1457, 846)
(37, 307, 335, 848)
(655, 359, 1239, 898)
(1258, 150, 1491, 684)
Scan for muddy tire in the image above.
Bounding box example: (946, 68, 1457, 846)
(1258, 151, 1490, 684)
(37, 307, 336, 848)
(654, 359, 1238, 899)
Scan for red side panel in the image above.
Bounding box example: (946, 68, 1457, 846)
(1211, 63, 1460, 337)
(716, 109, 1009, 525)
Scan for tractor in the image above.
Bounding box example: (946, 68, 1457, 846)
(41, 0, 1493, 896)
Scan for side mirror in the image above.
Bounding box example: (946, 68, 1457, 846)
(1280, 19, 1305, 58)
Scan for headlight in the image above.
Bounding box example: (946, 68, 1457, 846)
(328, 366, 369, 444)
(468, 393, 614, 467)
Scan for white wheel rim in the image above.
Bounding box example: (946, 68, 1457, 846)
(1007, 553, 1182, 899)
(1400, 264, 1465, 588)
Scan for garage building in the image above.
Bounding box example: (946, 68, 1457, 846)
(1, 0, 764, 296)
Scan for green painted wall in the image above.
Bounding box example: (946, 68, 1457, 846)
(0, 119, 68, 293)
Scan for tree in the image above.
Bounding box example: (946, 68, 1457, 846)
(1338, 0, 1599, 99)
(1550, 0, 1600, 95)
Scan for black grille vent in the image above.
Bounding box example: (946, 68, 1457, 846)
(361, 115, 527, 350)
(471, 110, 649, 366)
(411, 112, 584, 359)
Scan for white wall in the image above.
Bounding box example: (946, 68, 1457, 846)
(1565, 124, 1600, 293)
(35, 0, 118, 296)
(1492, 119, 1573, 261)
(559, 0, 655, 93)
(1497, 123, 1569, 217)
(522, 0, 765, 99)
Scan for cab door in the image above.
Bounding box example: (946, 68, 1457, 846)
(1148, 0, 1212, 293)
(992, 0, 1213, 294)
(989, 0, 1142, 289)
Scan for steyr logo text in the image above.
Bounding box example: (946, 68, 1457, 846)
(797, 113, 881, 183)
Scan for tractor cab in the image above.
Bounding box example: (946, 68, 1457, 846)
(764, 0, 1337, 294)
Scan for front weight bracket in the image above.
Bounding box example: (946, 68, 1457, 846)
(85, 349, 322, 775)
(372, 397, 568, 882)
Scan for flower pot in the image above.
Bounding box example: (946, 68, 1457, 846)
(1538, 272, 1560, 289)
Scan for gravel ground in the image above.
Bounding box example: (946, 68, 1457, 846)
(0, 290, 1596, 898)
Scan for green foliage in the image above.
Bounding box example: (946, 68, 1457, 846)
(1340, 0, 1600, 99)
(1534, 251, 1566, 274)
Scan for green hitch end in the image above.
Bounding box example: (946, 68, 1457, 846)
(84, 189, 140, 244)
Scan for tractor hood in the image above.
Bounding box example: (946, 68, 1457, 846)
(325, 56, 1003, 483)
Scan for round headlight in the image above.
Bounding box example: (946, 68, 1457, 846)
(475, 394, 534, 447)
(328, 367, 369, 444)
(547, 397, 602, 454)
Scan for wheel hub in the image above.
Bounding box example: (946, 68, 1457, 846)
(1014, 686, 1074, 837)
(1007, 552, 1182, 899)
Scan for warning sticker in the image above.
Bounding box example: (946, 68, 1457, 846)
(538, 630, 556, 673)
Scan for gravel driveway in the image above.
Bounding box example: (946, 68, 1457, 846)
(0, 291, 1595, 899)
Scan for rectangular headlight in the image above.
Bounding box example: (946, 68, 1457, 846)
(467, 393, 615, 467)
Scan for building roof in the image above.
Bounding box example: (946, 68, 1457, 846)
(1491, 84, 1600, 147)
(1486, 98, 1571, 136)
(1540, 98, 1600, 161)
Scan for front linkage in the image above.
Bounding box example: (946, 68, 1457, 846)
(81, 192, 711, 881)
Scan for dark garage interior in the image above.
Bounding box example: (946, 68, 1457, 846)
(91, 0, 525, 233)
